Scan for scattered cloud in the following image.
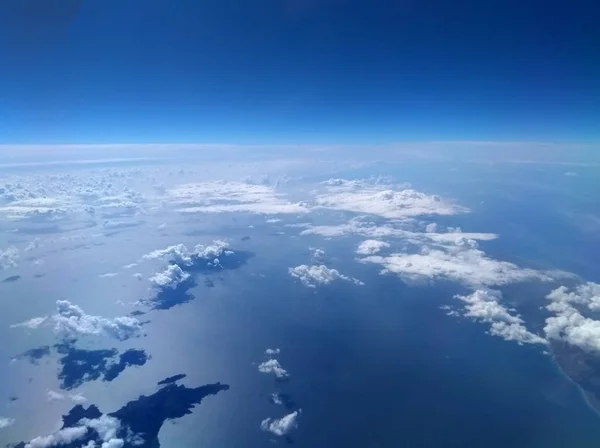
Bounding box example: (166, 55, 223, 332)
(0, 417, 15, 429)
(454, 289, 547, 345)
(46, 390, 87, 404)
(260, 410, 301, 436)
(356, 239, 390, 255)
(289, 264, 364, 288)
(0, 247, 19, 269)
(25, 426, 89, 448)
(149, 264, 190, 288)
(298, 218, 497, 247)
(265, 348, 280, 356)
(564, 171, 579, 177)
(13, 301, 142, 341)
(167, 181, 309, 215)
(258, 359, 290, 379)
(99, 273, 118, 278)
(361, 242, 547, 288)
(545, 282, 600, 352)
(141, 240, 230, 267)
(315, 179, 467, 219)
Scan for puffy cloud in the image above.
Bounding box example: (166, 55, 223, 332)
(311, 247, 326, 263)
(167, 182, 309, 215)
(11, 316, 48, 329)
(356, 239, 390, 255)
(315, 180, 467, 219)
(53, 300, 142, 341)
(361, 244, 546, 288)
(47, 390, 87, 404)
(260, 410, 301, 436)
(0, 246, 19, 269)
(270, 393, 284, 405)
(141, 240, 230, 267)
(25, 426, 89, 448)
(24, 415, 123, 448)
(289, 264, 364, 288)
(544, 283, 600, 352)
(69, 393, 88, 404)
(0, 417, 15, 429)
(12, 301, 141, 341)
(47, 390, 65, 402)
(454, 290, 546, 345)
(265, 348, 280, 355)
(149, 264, 190, 288)
(258, 359, 290, 379)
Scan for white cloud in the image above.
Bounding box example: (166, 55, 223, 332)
(289, 264, 364, 288)
(167, 181, 309, 215)
(311, 247, 326, 263)
(265, 348, 280, 356)
(356, 239, 390, 255)
(47, 390, 65, 402)
(24, 415, 123, 448)
(69, 393, 87, 404)
(315, 180, 467, 219)
(99, 273, 118, 278)
(11, 316, 48, 329)
(266, 218, 282, 223)
(298, 218, 498, 247)
(141, 240, 230, 267)
(270, 393, 283, 405)
(454, 290, 546, 345)
(0, 246, 19, 269)
(149, 264, 190, 288)
(133, 273, 143, 281)
(564, 171, 579, 177)
(25, 426, 89, 448)
(425, 223, 438, 233)
(0, 417, 15, 429)
(260, 410, 301, 436)
(544, 283, 600, 352)
(50, 300, 142, 341)
(258, 359, 290, 379)
(361, 243, 546, 288)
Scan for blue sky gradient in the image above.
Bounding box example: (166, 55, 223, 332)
(0, 0, 598, 144)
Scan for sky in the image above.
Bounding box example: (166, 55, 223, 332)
(0, 0, 598, 144)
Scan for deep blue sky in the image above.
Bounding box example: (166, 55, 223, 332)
(0, 0, 598, 144)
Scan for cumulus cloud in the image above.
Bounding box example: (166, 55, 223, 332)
(47, 390, 65, 402)
(544, 282, 600, 352)
(25, 426, 89, 448)
(258, 359, 290, 379)
(361, 242, 546, 288)
(46, 390, 87, 404)
(24, 415, 123, 448)
(454, 290, 547, 345)
(0, 417, 15, 429)
(167, 181, 309, 215)
(141, 240, 230, 267)
(52, 300, 142, 341)
(13, 301, 142, 341)
(265, 348, 280, 356)
(356, 239, 390, 255)
(260, 410, 301, 436)
(315, 179, 467, 219)
(289, 264, 364, 288)
(149, 264, 190, 288)
(0, 246, 19, 269)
